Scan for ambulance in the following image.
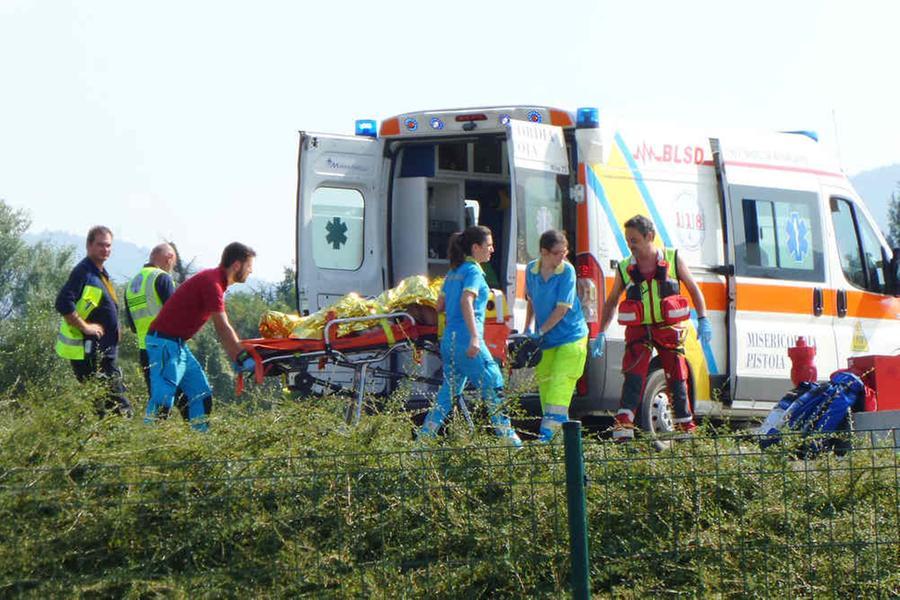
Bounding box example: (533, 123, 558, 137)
(294, 106, 900, 433)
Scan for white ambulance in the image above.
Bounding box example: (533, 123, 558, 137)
(294, 106, 900, 432)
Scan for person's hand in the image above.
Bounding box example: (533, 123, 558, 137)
(232, 350, 257, 374)
(466, 338, 480, 358)
(590, 333, 606, 358)
(82, 322, 104, 339)
(697, 317, 712, 344)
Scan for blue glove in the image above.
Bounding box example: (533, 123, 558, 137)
(697, 317, 712, 344)
(590, 333, 605, 358)
(232, 350, 257, 374)
(526, 328, 543, 341)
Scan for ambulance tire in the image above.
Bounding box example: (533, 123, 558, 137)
(639, 369, 676, 436)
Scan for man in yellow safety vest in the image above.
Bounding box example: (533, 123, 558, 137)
(124, 243, 189, 419)
(54, 226, 132, 416)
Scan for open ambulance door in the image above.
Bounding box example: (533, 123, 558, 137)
(296, 132, 386, 314)
(505, 119, 571, 327)
(711, 138, 836, 408)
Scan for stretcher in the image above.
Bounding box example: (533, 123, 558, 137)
(239, 298, 516, 421)
(238, 312, 444, 423)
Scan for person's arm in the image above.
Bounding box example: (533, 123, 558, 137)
(676, 253, 707, 318)
(537, 264, 578, 335)
(62, 312, 104, 338)
(155, 273, 176, 304)
(56, 268, 104, 339)
(598, 271, 626, 333)
(210, 311, 243, 360)
(435, 293, 446, 314)
(538, 304, 570, 335)
(461, 291, 481, 358)
(124, 298, 136, 333)
(524, 296, 534, 332)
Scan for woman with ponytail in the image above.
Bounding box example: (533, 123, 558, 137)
(418, 225, 522, 446)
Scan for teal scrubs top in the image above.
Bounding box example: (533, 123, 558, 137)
(525, 259, 588, 349)
(441, 257, 489, 346)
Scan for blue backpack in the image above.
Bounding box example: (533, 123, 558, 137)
(759, 371, 863, 453)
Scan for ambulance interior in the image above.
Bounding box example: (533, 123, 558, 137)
(389, 133, 574, 309)
(390, 136, 514, 290)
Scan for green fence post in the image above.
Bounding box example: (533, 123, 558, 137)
(563, 420, 591, 599)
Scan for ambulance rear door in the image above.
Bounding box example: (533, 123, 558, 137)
(505, 119, 572, 326)
(296, 132, 386, 314)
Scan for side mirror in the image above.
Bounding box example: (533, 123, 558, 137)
(890, 248, 900, 296)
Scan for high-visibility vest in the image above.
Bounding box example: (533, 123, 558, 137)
(618, 248, 680, 325)
(125, 267, 165, 350)
(55, 285, 104, 360)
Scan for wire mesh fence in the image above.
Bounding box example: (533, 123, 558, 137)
(580, 430, 899, 598)
(1, 429, 897, 597)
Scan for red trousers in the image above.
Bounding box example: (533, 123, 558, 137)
(617, 324, 693, 424)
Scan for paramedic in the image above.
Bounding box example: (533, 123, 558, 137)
(596, 215, 712, 440)
(524, 229, 602, 442)
(419, 225, 522, 446)
(55, 225, 132, 417)
(124, 243, 189, 419)
(144, 242, 257, 431)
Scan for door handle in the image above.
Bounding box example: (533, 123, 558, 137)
(836, 289, 848, 318)
(813, 288, 824, 317)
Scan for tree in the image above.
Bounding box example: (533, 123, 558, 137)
(166, 240, 197, 285)
(0, 200, 31, 318)
(255, 266, 297, 313)
(887, 185, 900, 248)
(0, 199, 73, 320)
(0, 199, 75, 395)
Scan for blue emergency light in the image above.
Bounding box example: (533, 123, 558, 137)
(355, 119, 377, 137)
(576, 107, 599, 129)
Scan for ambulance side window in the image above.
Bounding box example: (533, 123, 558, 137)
(733, 187, 824, 282)
(310, 187, 365, 271)
(830, 197, 888, 294)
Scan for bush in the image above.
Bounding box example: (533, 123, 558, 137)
(0, 390, 897, 598)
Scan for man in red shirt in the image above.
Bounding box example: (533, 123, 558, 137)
(144, 242, 257, 430)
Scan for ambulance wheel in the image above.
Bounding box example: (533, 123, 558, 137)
(640, 370, 676, 436)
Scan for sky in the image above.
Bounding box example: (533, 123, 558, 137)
(1, 0, 898, 282)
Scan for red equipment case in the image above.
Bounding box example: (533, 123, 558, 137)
(847, 355, 900, 411)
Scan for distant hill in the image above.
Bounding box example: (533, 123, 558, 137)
(850, 164, 900, 236)
(23, 230, 152, 282)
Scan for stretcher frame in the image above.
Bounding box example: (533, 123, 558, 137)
(239, 312, 442, 424)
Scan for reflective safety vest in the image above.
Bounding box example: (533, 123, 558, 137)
(55, 285, 104, 360)
(618, 248, 681, 325)
(125, 267, 165, 349)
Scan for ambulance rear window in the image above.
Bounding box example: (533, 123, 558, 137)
(310, 187, 365, 271)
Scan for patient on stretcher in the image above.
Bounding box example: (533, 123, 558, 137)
(258, 275, 442, 340)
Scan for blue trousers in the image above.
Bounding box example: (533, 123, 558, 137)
(421, 332, 512, 437)
(144, 334, 213, 431)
